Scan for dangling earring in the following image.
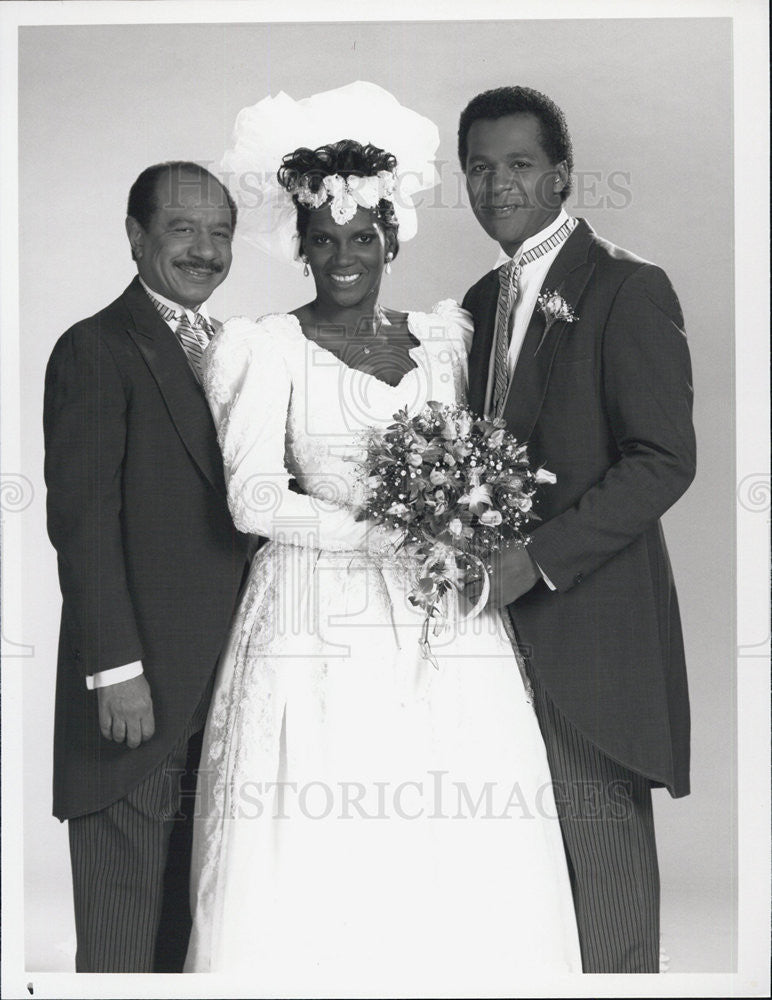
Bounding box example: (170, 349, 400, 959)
(385, 252, 393, 275)
(301, 255, 310, 277)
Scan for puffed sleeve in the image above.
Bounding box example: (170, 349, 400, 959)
(427, 299, 474, 402)
(202, 315, 396, 553)
(431, 299, 474, 354)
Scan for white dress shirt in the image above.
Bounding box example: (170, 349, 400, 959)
(483, 209, 575, 592)
(483, 209, 575, 418)
(86, 281, 214, 690)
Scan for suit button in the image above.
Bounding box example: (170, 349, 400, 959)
(574, 573, 583, 585)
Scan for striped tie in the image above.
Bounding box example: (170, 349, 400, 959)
(175, 312, 213, 383)
(491, 259, 521, 418)
(145, 290, 213, 383)
(489, 218, 576, 418)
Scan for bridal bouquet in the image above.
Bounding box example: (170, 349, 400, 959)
(359, 401, 555, 666)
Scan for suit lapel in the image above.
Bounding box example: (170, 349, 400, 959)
(501, 220, 596, 443)
(467, 271, 499, 415)
(121, 277, 226, 496)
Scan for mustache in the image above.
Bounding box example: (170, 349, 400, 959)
(175, 258, 225, 274)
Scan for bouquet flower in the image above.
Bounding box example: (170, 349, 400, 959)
(359, 401, 555, 666)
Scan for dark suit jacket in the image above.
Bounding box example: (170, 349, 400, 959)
(44, 277, 249, 820)
(463, 219, 696, 797)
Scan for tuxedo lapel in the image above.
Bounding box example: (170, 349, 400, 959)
(467, 271, 499, 415)
(121, 278, 226, 496)
(501, 220, 596, 443)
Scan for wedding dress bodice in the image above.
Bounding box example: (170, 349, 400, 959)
(202, 301, 472, 552)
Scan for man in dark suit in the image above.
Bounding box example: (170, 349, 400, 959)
(459, 88, 696, 973)
(44, 161, 249, 972)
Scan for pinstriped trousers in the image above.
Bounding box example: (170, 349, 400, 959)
(68, 691, 209, 973)
(527, 667, 660, 973)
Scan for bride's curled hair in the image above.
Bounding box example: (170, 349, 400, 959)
(277, 139, 400, 258)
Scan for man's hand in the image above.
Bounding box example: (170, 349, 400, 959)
(97, 674, 155, 749)
(464, 545, 541, 610)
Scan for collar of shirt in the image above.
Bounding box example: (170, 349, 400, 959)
(482, 209, 574, 419)
(138, 277, 212, 328)
(493, 208, 572, 269)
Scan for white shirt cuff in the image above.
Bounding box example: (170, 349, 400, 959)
(532, 558, 557, 591)
(86, 660, 144, 690)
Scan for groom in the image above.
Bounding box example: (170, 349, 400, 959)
(459, 87, 695, 973)
(44, 161, 249, 971)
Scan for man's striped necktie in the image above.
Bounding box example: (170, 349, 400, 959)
(175, 312, 213, 383)
(490, 218, 575, 418)
(491, 259, 521, 419)
(146, 293, 214, 384)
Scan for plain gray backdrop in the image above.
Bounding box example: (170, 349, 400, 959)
(17, 16, 735, 979)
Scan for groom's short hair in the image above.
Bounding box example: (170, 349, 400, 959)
(457, 87, 574, 200)
(127, 161, 238, 231)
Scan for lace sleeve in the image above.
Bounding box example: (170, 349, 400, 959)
(202, 315, 396, 554)
(432, 299, 474, 354)
(430, 299, 474, 403)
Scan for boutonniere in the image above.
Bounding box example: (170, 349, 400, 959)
(534, 289, 578, 355)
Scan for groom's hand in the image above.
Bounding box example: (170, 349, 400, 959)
(465, 545, 541, 609)
(97, 674, 155, 749)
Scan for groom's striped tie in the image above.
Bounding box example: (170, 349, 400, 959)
(489, 218, 576, 419)
(491, 258, 521, 418)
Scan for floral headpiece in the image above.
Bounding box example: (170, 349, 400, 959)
(291, 169, 397, 226)
(220, 81, 440, 266)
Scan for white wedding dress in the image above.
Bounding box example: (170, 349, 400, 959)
(184, 301, 581, 993)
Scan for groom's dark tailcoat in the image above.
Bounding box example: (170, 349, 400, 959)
(463, 219, 695, 798)
(45, 276, 248, 822)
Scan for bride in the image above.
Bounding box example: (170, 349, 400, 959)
(185, 84, 581, 993)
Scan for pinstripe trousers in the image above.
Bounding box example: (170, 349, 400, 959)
(527, 666, 660, 973)
(68, 691, 209, 973)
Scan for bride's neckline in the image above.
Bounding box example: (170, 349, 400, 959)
(285, 311, 424, 391)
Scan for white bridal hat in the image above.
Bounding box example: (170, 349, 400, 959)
(220, 80, 441, 266)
